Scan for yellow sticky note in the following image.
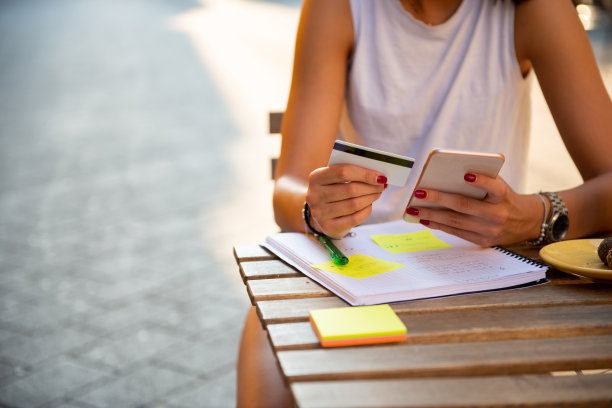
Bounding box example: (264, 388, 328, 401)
(312, 254, 404, 279)
(371, 230, 452, 253)
(309, 304, 407, 347)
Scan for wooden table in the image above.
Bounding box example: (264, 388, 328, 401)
(233, 243, 612, 408)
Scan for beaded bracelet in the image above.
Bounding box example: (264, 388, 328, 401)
(528, 192, 549, 247)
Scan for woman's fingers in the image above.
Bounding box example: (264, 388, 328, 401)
(310, 164, 388, 187)
(310, 180, 385, 204)
(463, 173, 508, 203)
(311, 191, 382, 221)
(406, 174, 521, 246)
(411, 174, 509, 220)
(413, 189, 501, 220)
(423, 219, 496, 247)
(319, 204, 374, 239)
(306, 164, 388, 237)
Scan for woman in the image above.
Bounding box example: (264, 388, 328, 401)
(238, 1, 612, 406)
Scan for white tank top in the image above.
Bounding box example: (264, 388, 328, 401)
(343, 0, 532, 224)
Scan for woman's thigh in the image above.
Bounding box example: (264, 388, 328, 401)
(236, 306, 294, 408)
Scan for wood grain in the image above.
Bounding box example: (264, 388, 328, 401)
(291, 374, 612, 408)
(239, 259, 301, 282)
(268, 304, 612, 350)
(258, 297, 349, 324)
(257, 284, 612, 324)
(247, 277, 333, 302)
(278, 335, 612, 381)
(233, 244, 276, 263)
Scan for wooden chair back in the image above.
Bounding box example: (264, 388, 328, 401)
(269, 112, 284, 179)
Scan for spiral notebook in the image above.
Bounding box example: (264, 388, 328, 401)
(264, 220, 547, 306)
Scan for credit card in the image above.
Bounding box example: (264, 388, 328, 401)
(328, 140, 414, 186)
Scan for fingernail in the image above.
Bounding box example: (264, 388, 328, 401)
(406, 207, 419, 216)
(376, 175, 388, 184)
(384, 184, 388, 189)
(464, 173, 476, 183)
(419, 219, 430, 226)
(414, 189, 427, 199)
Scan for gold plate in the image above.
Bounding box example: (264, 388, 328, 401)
(540, 239, 612, 283)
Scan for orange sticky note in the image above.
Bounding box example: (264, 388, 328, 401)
(309, 304, 407, 347)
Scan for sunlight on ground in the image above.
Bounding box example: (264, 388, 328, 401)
(170, 0, 299, 261)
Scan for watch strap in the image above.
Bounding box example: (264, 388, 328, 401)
(542, 192, 568, 218)
(528, 191, 568, 247)
(542, 191, 569, 243)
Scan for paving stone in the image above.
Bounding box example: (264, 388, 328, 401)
(164, 369, 236, 408)
(74, 365, 193, 408)
(0, 360, 15, 382)
(72, 251, 176, 285)
(0, 292, 101, 333)
(156, 301, 244, 338)
(156, 324, 242, 377)
(0, 362, 31, 388)
(51, 402, 100, 408)
(0, 282, 37, 313)
(0, 358, 108, 408)
(157, 268, 239, 306)
(80, 298, 189, 336)
(0, 327, 22, 344)
(0, 249, 86, 284)
(0, 327, 97, 367)
(53, 276, 165, 308)
(75, 326, 185, 371)
(9, 271, 84, 299)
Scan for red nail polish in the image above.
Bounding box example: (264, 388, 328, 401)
(384, 184, 388, 189)
(464, 173, 476, 183)
(419, 219, 430, 226)
(376, 175, 388, 184)
(406, 207, 419, 216)
(414, 189, 427, 199)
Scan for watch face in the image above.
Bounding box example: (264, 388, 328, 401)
(551, 213, 570, 242)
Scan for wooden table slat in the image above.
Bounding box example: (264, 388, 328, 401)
(291, 374, 612, 408)
(233, 244, 275, 263)
(258, 283, 612, 324)
(268, 303, 612, 350)
(259, 297, 349, 324)
(278, 335, 612, 381)
(247, 277, 333, 302)
(239, 259, 301, 282)
(268, 322, 317, 350)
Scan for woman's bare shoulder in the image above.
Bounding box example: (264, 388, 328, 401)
(297, 0, 354, 58)
(514, 0, 586, 64)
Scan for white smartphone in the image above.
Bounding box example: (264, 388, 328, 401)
(403, 149, 505, 221)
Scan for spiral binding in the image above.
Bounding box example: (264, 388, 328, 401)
(492, 246, 544, 267)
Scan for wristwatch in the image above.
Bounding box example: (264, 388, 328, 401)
(529, 192, 570, 247)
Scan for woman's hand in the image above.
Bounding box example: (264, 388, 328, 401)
(306, 164, 388, 239)
(405, 173, 543, 247)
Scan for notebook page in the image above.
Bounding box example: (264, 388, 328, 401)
(264, 220, 547, 305)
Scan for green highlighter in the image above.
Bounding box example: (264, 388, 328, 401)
(318, 234, 349, 265)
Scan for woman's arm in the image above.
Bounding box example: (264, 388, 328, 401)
(515, 0, 612, 238)
(273, 0, 387, 238)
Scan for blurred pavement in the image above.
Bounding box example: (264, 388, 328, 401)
(0, 1, 610, 407)
(0, 0, 298, 407)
